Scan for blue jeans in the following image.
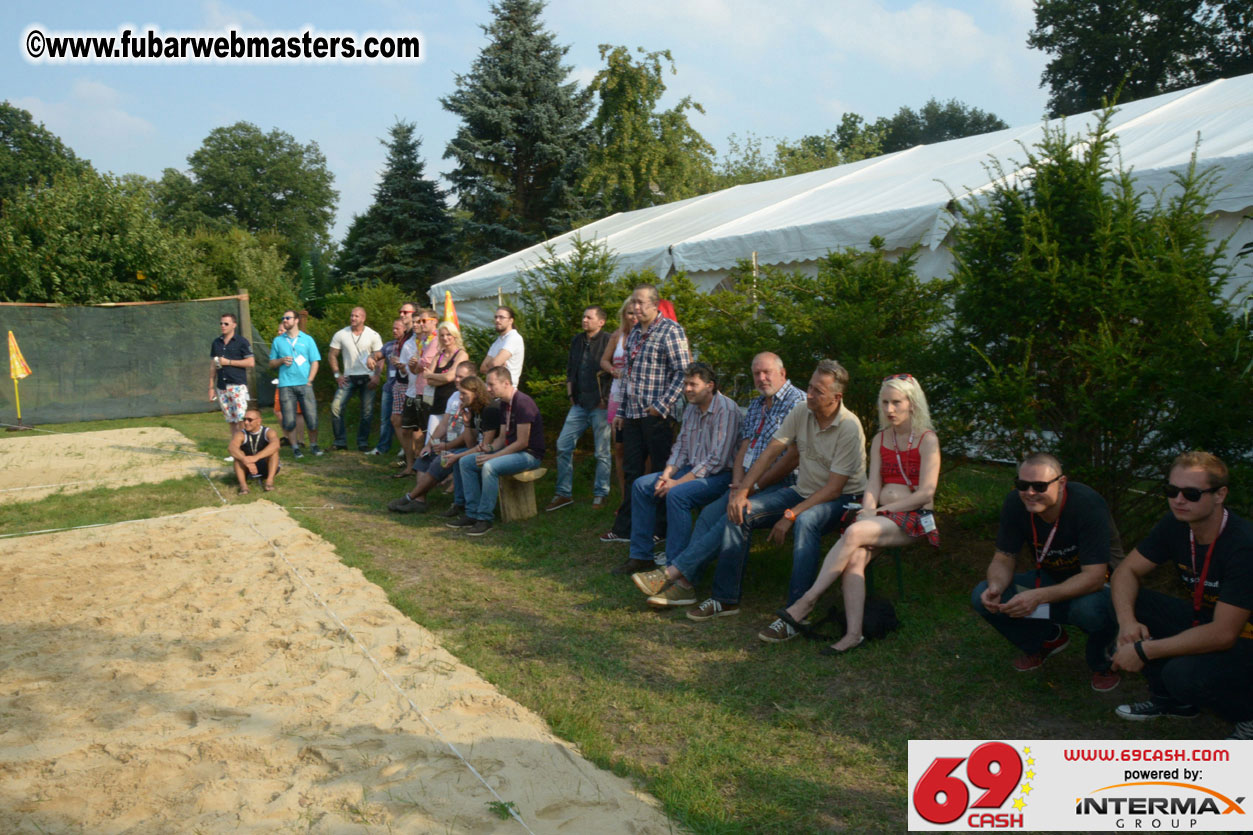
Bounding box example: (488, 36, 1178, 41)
(374, 380, 395, 453)
(330, 375, 376, 448)
(710, 486, 860, 606)
(970, 571, 1116, 672)
(459, 451, 541, 522)
(629, 468, 732, 565)
(278, 383, 319, 433)
(555, 405, 611, 498)
(670, 493, 733, 584)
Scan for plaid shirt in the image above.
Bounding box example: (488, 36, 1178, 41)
(667, 391, 742, 478)
(622, 315, 691, 419)
(741, 380, 805, 474)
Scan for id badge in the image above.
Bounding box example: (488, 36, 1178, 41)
(1010, 584, 1050, 619)
(293, 354, 307, 367)
(919, 511, 936, 534)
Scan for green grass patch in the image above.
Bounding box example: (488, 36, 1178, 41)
(0, 413, 1228, 833)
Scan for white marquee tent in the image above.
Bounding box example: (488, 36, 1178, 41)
(431, 74, 1253, 328)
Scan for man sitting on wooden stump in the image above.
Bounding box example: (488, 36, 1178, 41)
(447, 366, 545, 537)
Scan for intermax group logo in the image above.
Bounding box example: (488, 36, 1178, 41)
(1075, 780, 1245, 828)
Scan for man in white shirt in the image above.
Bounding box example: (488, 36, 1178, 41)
(481, 306, 525, 387)
(328, 306, 384, 451)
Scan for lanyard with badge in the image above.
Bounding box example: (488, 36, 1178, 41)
(1189, 508, 1229, 626)
(1014, 487, 1068, 619)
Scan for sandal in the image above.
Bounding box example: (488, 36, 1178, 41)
(263, 484, 274, 492)
(819, 635, 866, 656)
(391, 470, 414, 479)
(238, 486, 250, 495)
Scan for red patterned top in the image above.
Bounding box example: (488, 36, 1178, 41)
(879, 430, 933, 490)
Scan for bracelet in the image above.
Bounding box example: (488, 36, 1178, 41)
(1133, 640, 1149, 663)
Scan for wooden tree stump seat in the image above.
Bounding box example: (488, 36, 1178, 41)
(499, 467, 548, 522)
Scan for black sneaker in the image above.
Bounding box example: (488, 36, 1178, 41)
(292, 445, 304, 459)
(440, 504, 465, 519)
(599, 530, 629, 544)
(445, 514, 475, 529)
(333, 444, 348, 451)
(1115, 699, 1199, 721)
(465, 520, 493, 536)
(310, 445, 325, 457)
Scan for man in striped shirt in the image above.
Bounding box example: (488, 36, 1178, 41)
(603, 284, 693, 566)
(619, 363, 742, 575)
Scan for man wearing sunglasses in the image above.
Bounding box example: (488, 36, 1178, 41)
(209, 311, 254, 438)
(268, 309, 323, 458)
(1109, 452, 1253, 737)
(971, 453, 1122, 692)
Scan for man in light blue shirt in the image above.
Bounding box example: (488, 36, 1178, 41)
(269, 309, 323, 459)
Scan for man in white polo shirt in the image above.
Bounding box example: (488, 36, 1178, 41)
(328, 306, 383, 451)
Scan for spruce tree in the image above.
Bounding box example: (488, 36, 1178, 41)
(337, 121, 454, 297)
(441, 0, 592, 264)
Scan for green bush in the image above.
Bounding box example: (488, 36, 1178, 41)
(943, 108, 1253, 535)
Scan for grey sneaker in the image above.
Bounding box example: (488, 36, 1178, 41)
(439, 504, 465, 519)
(646, 584, 698, 608)
(389, 495, 427, 513)
(445, 514, 475, 529)
(465, 519, 493, 536)
(632, 568, 670, 597)
(686, 598, 740, 622)
(292, 445, 304, 459)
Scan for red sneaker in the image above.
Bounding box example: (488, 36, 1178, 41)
(1090, 669, 1121, 692)
(1012, 628, 1069, 672)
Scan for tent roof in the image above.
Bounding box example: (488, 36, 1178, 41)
(432, 74, 1253, 302)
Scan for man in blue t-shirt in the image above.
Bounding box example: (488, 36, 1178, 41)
(448, 366, 544, 537)
(268, 309, 323, 459)
(1110, 451, 1253, 738)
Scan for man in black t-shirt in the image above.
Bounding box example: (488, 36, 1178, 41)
(448, 366, 545, 537)
(1110, 452, 1253, 737)
(971, 453, 1122, 692)
(209, 312, 255, 437)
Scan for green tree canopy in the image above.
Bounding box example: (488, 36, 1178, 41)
(441, 0, 592, 263)
(0, 102, 89, 212)
(1029, 0, 1253, 117)
(157, 121, 338, 251)
(581, 45, 715, 213)
(875, 98, 1008, 154)
(335, 121, 454, 297)
(0, 169, 214, 303)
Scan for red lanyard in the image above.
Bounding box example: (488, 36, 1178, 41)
(627, 325, 654, 368)
(1189, 509, 1229, 625)
(890, 429, 916, 491)
(1029, 487, 1067, 588)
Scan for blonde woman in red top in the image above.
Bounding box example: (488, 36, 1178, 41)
(780, 373, 941, 653)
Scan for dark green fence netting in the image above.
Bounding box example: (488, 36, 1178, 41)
(0, 298, 275, 425)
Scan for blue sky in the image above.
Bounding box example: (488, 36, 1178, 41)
(4, 1, 1049, 242)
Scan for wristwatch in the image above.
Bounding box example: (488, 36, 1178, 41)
(783, 508, 797, 522)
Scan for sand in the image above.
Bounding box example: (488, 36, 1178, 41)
(0, 501, 674, 833)
(0, 427, 224, 504)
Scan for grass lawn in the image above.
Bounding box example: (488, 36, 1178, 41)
(0, 407, 1229, 834)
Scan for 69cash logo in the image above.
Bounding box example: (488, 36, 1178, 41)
(911, 742, 1034, 829)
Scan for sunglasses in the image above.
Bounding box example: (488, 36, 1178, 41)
(1014, 474, 1063, 493)
(282, 316, 295, 321)
(882, 373, 915, 382)
(1163, 483, 1222, 502)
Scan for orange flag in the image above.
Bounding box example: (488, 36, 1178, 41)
(442, 291, 460, 331)
(8, 331, 31, 380)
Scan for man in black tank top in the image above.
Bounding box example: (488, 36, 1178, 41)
(228, 406, 281, 493)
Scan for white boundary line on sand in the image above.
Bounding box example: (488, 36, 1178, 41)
(236, 508, 536, 833)
(0, 503, 535, 831)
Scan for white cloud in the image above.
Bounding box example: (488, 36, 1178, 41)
(15, 81, 156, 169)
(200, 0, 264, 31)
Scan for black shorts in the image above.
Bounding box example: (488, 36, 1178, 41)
(401, 396, 431, 431)
(245, 459, 279, 480)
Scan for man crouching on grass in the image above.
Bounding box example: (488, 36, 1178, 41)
(1110, 451, 1253, 738)
(228, 405, 281, 494)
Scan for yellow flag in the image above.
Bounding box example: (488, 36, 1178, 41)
(442, 291, 461, 331)
(8, 331, 31, 380)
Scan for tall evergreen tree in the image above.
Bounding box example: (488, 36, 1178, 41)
(336, 121, 453, 296)
(441, 0, 592, 264)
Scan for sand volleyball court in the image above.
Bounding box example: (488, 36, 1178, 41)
(0, 501, 673, 833)
(0, 427, 224, 504)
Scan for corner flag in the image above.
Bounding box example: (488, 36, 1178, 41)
(8, 331, 30, 380)
(442, 291, 460, 331)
